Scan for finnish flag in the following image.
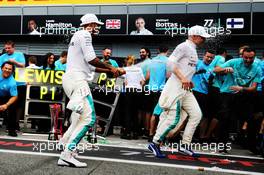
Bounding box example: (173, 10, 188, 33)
(226, 18, 244, 29)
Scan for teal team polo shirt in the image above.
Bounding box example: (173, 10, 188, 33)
(219, 58, 262, 93)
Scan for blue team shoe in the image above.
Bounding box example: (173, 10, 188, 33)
(178, 144, 200, 158)
(148, 142, 166, 158)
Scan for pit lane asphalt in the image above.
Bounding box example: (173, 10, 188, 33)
(0, 129, 263, 175)
(0, 152, 232, 175)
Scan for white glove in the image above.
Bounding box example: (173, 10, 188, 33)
(67, 99, 84, 114)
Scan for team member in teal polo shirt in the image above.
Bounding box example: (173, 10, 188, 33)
(205, 48, 227, 142)
(55, 51, 67, 71)
(208, 48, 227, 102)
(257, 57, 264, 94)
(214, 47, 262, 153)
(136, 47, 152, 139)
(138, 47, 151, 78)
(193, 50, 215, 94)
(146, 46, 169, 141)
(0, 41, 26, 131)
(0, 62, 17, 100)
(0, 61, 18, 137)
(101, 48, 119, 68)
(217, 58, 261, 94)
(0, 41, 26, 87)
(249, 55, 264, 155)
(192, 50, 215, 141)
(146, 46, 169, 91)
(0, 41, 25, 69)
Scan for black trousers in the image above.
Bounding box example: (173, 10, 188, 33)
(218, 93, 253, 144)
(208, 86, 221, 117)
(0, 96, 16, 131)
(247, 91, 264, 150)
(123, 89, 141, 133)
(15, 85, 26, 130)
(193, 91, 209, 118)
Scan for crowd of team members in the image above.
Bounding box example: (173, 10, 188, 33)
(0, 40, 264, 156)
(116, 45, 264, 156)
(192, 47, 264, 155)
(0, 40, 68, 136)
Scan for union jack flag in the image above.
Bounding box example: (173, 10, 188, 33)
(106, 19, 121, 29)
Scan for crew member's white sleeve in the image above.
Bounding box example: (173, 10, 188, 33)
(79, 32, 96, 63)
(123, 67, 128, 80)
(140, 68, 145, 81)
(88, 64, 96, 71)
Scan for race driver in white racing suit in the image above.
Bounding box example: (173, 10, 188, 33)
(57, 13, 125, 167)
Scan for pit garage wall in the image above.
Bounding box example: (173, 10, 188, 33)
(0, 1, 264, 58)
